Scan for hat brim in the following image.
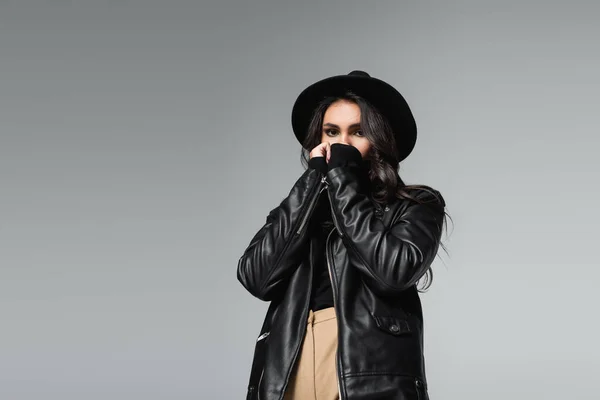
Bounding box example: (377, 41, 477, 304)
(291, 74, 417, 162)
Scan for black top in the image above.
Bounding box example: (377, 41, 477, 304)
(306, 146, 370, 311)
(307, 186, 335, 311)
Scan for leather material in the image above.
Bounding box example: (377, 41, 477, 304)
(237, 158, 444, 400)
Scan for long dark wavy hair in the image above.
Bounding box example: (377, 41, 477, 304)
(299, 91, 452, 291)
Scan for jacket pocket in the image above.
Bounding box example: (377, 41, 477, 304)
(372, 315, 411, 336)
(415, 378, 429, 400)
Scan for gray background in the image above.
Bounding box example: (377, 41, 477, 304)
(1, 1, 598, 399)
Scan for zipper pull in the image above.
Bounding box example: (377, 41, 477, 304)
(319, 175, 328, 193)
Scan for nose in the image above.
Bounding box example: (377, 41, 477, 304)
(331, 133, 352, 145)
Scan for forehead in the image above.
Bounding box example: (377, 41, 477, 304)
(323, 100, 361, 123)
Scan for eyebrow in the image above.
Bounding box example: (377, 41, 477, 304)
(323, 123, 361, 129)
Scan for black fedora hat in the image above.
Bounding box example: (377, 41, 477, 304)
(291, 70, 417, 162)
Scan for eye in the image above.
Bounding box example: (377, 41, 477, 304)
(324, 129, 338, 136)
(354, 130, 364, 136)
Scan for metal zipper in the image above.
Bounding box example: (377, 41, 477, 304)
(255, 330, 269, 399)
(257, 367, 264, 400)
(325, 226, 344, 400)
(296, 175, 327, 235)
(256, 331, 270, 342)
(324, 177, 344, 238)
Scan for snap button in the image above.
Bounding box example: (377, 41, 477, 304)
(373, 315, 411, 335)
(415, 379, 422, 388)
(384, 206, 389, 212)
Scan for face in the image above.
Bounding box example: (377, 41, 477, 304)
(320, 100, 372, 159)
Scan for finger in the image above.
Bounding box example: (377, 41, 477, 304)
(321, 142, 328, 156)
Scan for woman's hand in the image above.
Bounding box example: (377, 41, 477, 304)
(309, 141, 331, 163)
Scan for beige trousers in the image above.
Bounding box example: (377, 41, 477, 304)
(283, 307, 340, 400)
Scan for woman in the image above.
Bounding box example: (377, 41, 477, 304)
(237, 70, 449, 400)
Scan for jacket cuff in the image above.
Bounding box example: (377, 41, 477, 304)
(327, 143, 363, 170)
(308, 156, 328, 174)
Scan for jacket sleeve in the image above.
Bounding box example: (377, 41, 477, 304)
(325, 144, 446, 296)
(308, 155, 328, 174)
(237, 166, 325, 301)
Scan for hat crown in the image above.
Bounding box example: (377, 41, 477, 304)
(348, 70, 370, 77)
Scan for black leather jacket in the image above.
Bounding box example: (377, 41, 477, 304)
(237, 149, 445, 400)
